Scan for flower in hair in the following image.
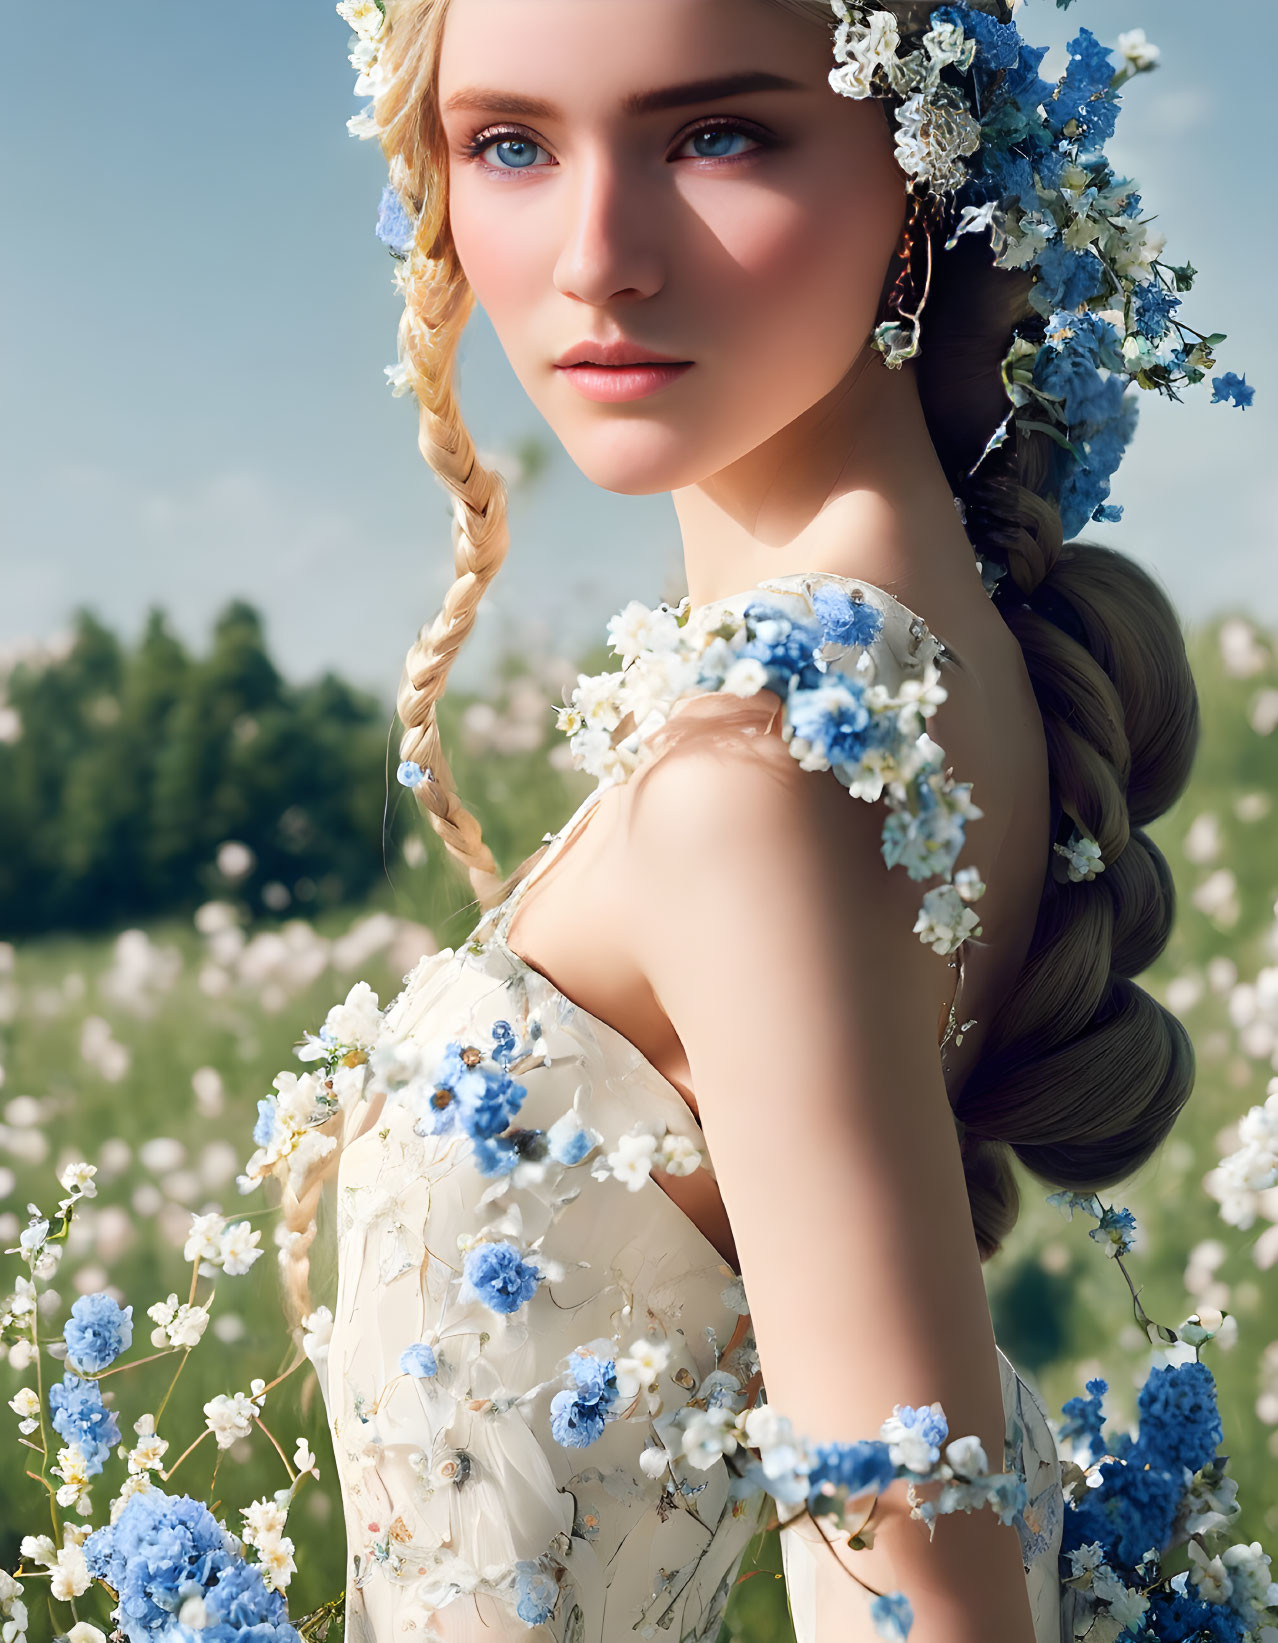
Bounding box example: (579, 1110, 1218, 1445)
(824, 3, 1254, 538)
(1211, 372, 1255, 411)
(1053, 829, 1105, 882)
(396, 759, 433, 788)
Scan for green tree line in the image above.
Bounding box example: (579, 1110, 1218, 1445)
(0, 604, 393, 936)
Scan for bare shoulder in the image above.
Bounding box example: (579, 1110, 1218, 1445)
(623, 687, 948, 1040)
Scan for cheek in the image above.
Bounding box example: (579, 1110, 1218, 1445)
(692, 167, 903, 380)
(447, 176, 550, 351)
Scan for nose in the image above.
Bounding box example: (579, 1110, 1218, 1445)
(552, 147, 665, 305)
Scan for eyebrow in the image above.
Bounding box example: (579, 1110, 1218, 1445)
(440, 70, 806, 121)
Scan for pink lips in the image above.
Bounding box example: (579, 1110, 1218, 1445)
(555, 339, 694, 403)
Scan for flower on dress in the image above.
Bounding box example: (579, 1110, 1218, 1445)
(550, 1350, 619, 1448)
(63, 1293, 133, 1374)
(400, 1342, 439, 1378)
(512, 1559, 559, 1626)
(459, 1240, 542, 1316)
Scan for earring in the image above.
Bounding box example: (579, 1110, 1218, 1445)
(873, 184, 941, 370)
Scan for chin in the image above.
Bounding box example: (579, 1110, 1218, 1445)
(553, 419, 721, 496)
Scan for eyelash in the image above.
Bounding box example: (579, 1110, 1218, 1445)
(459, 116, 773, 177)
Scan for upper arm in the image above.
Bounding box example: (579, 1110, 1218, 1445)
(623, 696, 1034, 1636)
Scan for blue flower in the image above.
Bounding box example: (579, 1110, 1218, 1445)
(513, 1560, 559, 1625)
(461, 1240, 541, 1315)
(547, 1119, 595, 1166)
(1092, 503, 1123, 523)
(470, 1134, 521, 1177)
(806, 1439, 897, 1505)
(252, 1097, 277, 1149)
(1058, 1376, 1109, 1466)
(1029, 241, 1107, 317)
(64, 1292, 133, 1374)
(490, 1018, 517, 1066)
(739, 603, 826, 694)
(934, 5, 1023, 77)
(1135, 282, 1181, 342)
(550, 1351, 619, 1447)
(375, 183, 416, 258)
(1049, 27, 1115, 133)
(809, 584, 884, 649)
(1062, 1449, 1183, 1573)
(421, 1042, 527, 1142)
(787, 678, 876, 769)
(869, 1591, 914, 1641)
(1211, 371, 1255, 410)
(47, 1373, 120, 1474)
(399, 1341, 438, 1378)
(1131, 1360, 1222, 1478)
(85, 1488, 301, 1643)
(396, 759, 429, 787)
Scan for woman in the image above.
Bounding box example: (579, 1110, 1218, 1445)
(279, 1, 1200, 1637)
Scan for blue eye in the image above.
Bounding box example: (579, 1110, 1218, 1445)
(679, 124, 761, 161)
(467, 129, 551, 171)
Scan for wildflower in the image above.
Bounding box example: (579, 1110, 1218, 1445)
(63, 1293, 133, 1374)
(219, 1220, 264, 1276)
(57, 1162, 98, 1198)
(204, 1391, 259, 1449)
(47, 1375, 120, 1474)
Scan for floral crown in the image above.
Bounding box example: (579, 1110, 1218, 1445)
(336, 0, 1254, 543)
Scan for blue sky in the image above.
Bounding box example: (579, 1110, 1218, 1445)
(3, 0, 1273, 697)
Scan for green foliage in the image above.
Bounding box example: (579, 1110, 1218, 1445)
(0, 604, 393, 936)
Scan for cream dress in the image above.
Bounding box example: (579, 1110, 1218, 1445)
(318, 574, 1068, 1642)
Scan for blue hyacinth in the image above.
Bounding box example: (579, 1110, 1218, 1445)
(47, 1372, 120, 1474)
(63, 1291, 133, 1373)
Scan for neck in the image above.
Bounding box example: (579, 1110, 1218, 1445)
(671, 344, 975, 613)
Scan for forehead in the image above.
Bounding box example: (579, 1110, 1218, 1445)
(436, 0, 834, 111)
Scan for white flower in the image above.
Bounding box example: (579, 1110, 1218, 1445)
(204, 1391, 258, 1449)
(323, 981, 382, 1048)
(335, 0, 385, 45)
(716, 653, 765, 699)
(1054, 832, 1105, 882)
(50, 1544, 91, 1601)
(914, 883, 983, 956)
(1092, 1564, 1150, 1629)
(177, 1595, 209, 1630)
(1116, 29, 1160, 71)
(148, 1293, 210, 1350)
(742, 1406, 805, 1484)
(242, 1496, 289, 1543)
(57, 1162, 97, 1198)
(614, 1336, 672, 1405)
(385, 360, 414, 397)
(294, 1437, 320, 1478)
(257, 1536, 298, 1591)
(302, 1305, 334, 1365)
(606, 601, 683, 666)
(8, 1387, 40, 1433)
(944, 1434, 988, 1478)
(570, 671, 627, 733)
(655, 1131, 704, 1177)
(218, 1221, 264, 1276)
(880, 1402, 946, 1473)
(602, 1127, 660, 1191)
(184, 1212, 224, 1264)
(17, 1536, 55, 1567)
(66, 1626, 107, 1643)
(52, 1445, 92, 1511)
(680, 1405, 739, 1469)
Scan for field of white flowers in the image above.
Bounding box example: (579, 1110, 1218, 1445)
(2, 615, 1277, 1642)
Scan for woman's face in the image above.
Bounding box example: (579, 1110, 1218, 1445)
(437, 0, 907, 496)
